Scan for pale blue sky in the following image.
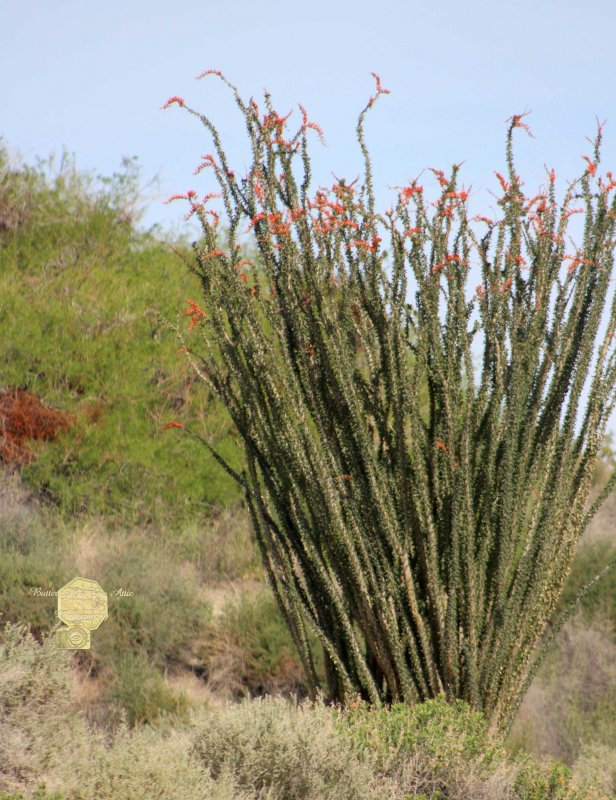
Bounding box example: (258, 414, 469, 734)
(3, 0, 615, 233)
(2, 0, 615, 439)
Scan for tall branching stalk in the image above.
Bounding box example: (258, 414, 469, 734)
(163, 72, 616, 737)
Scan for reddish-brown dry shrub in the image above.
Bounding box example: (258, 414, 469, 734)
(0, 388, 73, 467)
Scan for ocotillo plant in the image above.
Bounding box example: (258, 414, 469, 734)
(163, 72, 616, 737)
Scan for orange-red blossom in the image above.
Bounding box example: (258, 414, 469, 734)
(347, 236, 381, 253)
(183, 299, 207, 330)
(161, 96, 184, 109)
(432, 253, 467, 274)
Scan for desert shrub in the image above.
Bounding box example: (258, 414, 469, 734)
(106, 649, 189, 727)
(190, 692, 608, 800)
(510, 756, 604, 800)
(330, 694, 509, 781)
(0, 625, 608, 800)
(331, 695, 609, 800)
(0, 486, 215, 732)
(0, 472, 80, 642)
(64, 723, 250, 800)
(190, 693, 398, 800)
(0, 389, 74, 469)
(84, 531, 213, 670)
(202, 585, 325, 701)
(0, 491, 213, 673)
(0, 543, 72, 643)
(571, 742, 616, 798)
(0, 624, 90, 795)
(0, 621, 248, 800)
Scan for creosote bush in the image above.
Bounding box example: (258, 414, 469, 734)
(163, 70, 616, 737)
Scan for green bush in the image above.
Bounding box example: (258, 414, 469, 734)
(330, 694, 508, 780)
(0, 621, 243, 800)
(330, 696, 609, 799)
(1, 624, 608, 800)
(85, 532, 213, 671)
(0, 485, 213, 675)
(66, 724, 245, 800)
(205, 586, 325, 699)
(107, 649, 188, 728)
(512, 756, 592, 800)
(0, 547, 72, 643)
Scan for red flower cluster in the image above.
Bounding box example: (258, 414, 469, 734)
(444, 188, 470, 202)
(432, 253, 467, 274)
(563, 253, 596, 274)
(399, 184, 423, 203)
(495, 172, 510, 193)
(194, 154, 219, 174)
(508, 112, 534, 137)
(161, 96, 185, 110)
(430, 168, 449, 188)
(582, 155, 597, 176)
(347, 235, 381, 253)
(506, 253, 528, 270)
(183, 299, 207, 330)
(600, 171, 616, 193)
(307, 185, 362, 234)
(246, 211, 291, 237)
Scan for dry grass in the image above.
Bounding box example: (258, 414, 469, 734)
(582, 484, 616, 547)
(174, 497, 262, 583)
(507, 614, 616, 794)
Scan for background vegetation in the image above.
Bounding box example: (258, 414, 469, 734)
(1, 142, 615, 797)
(0, 141, 248, 526)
